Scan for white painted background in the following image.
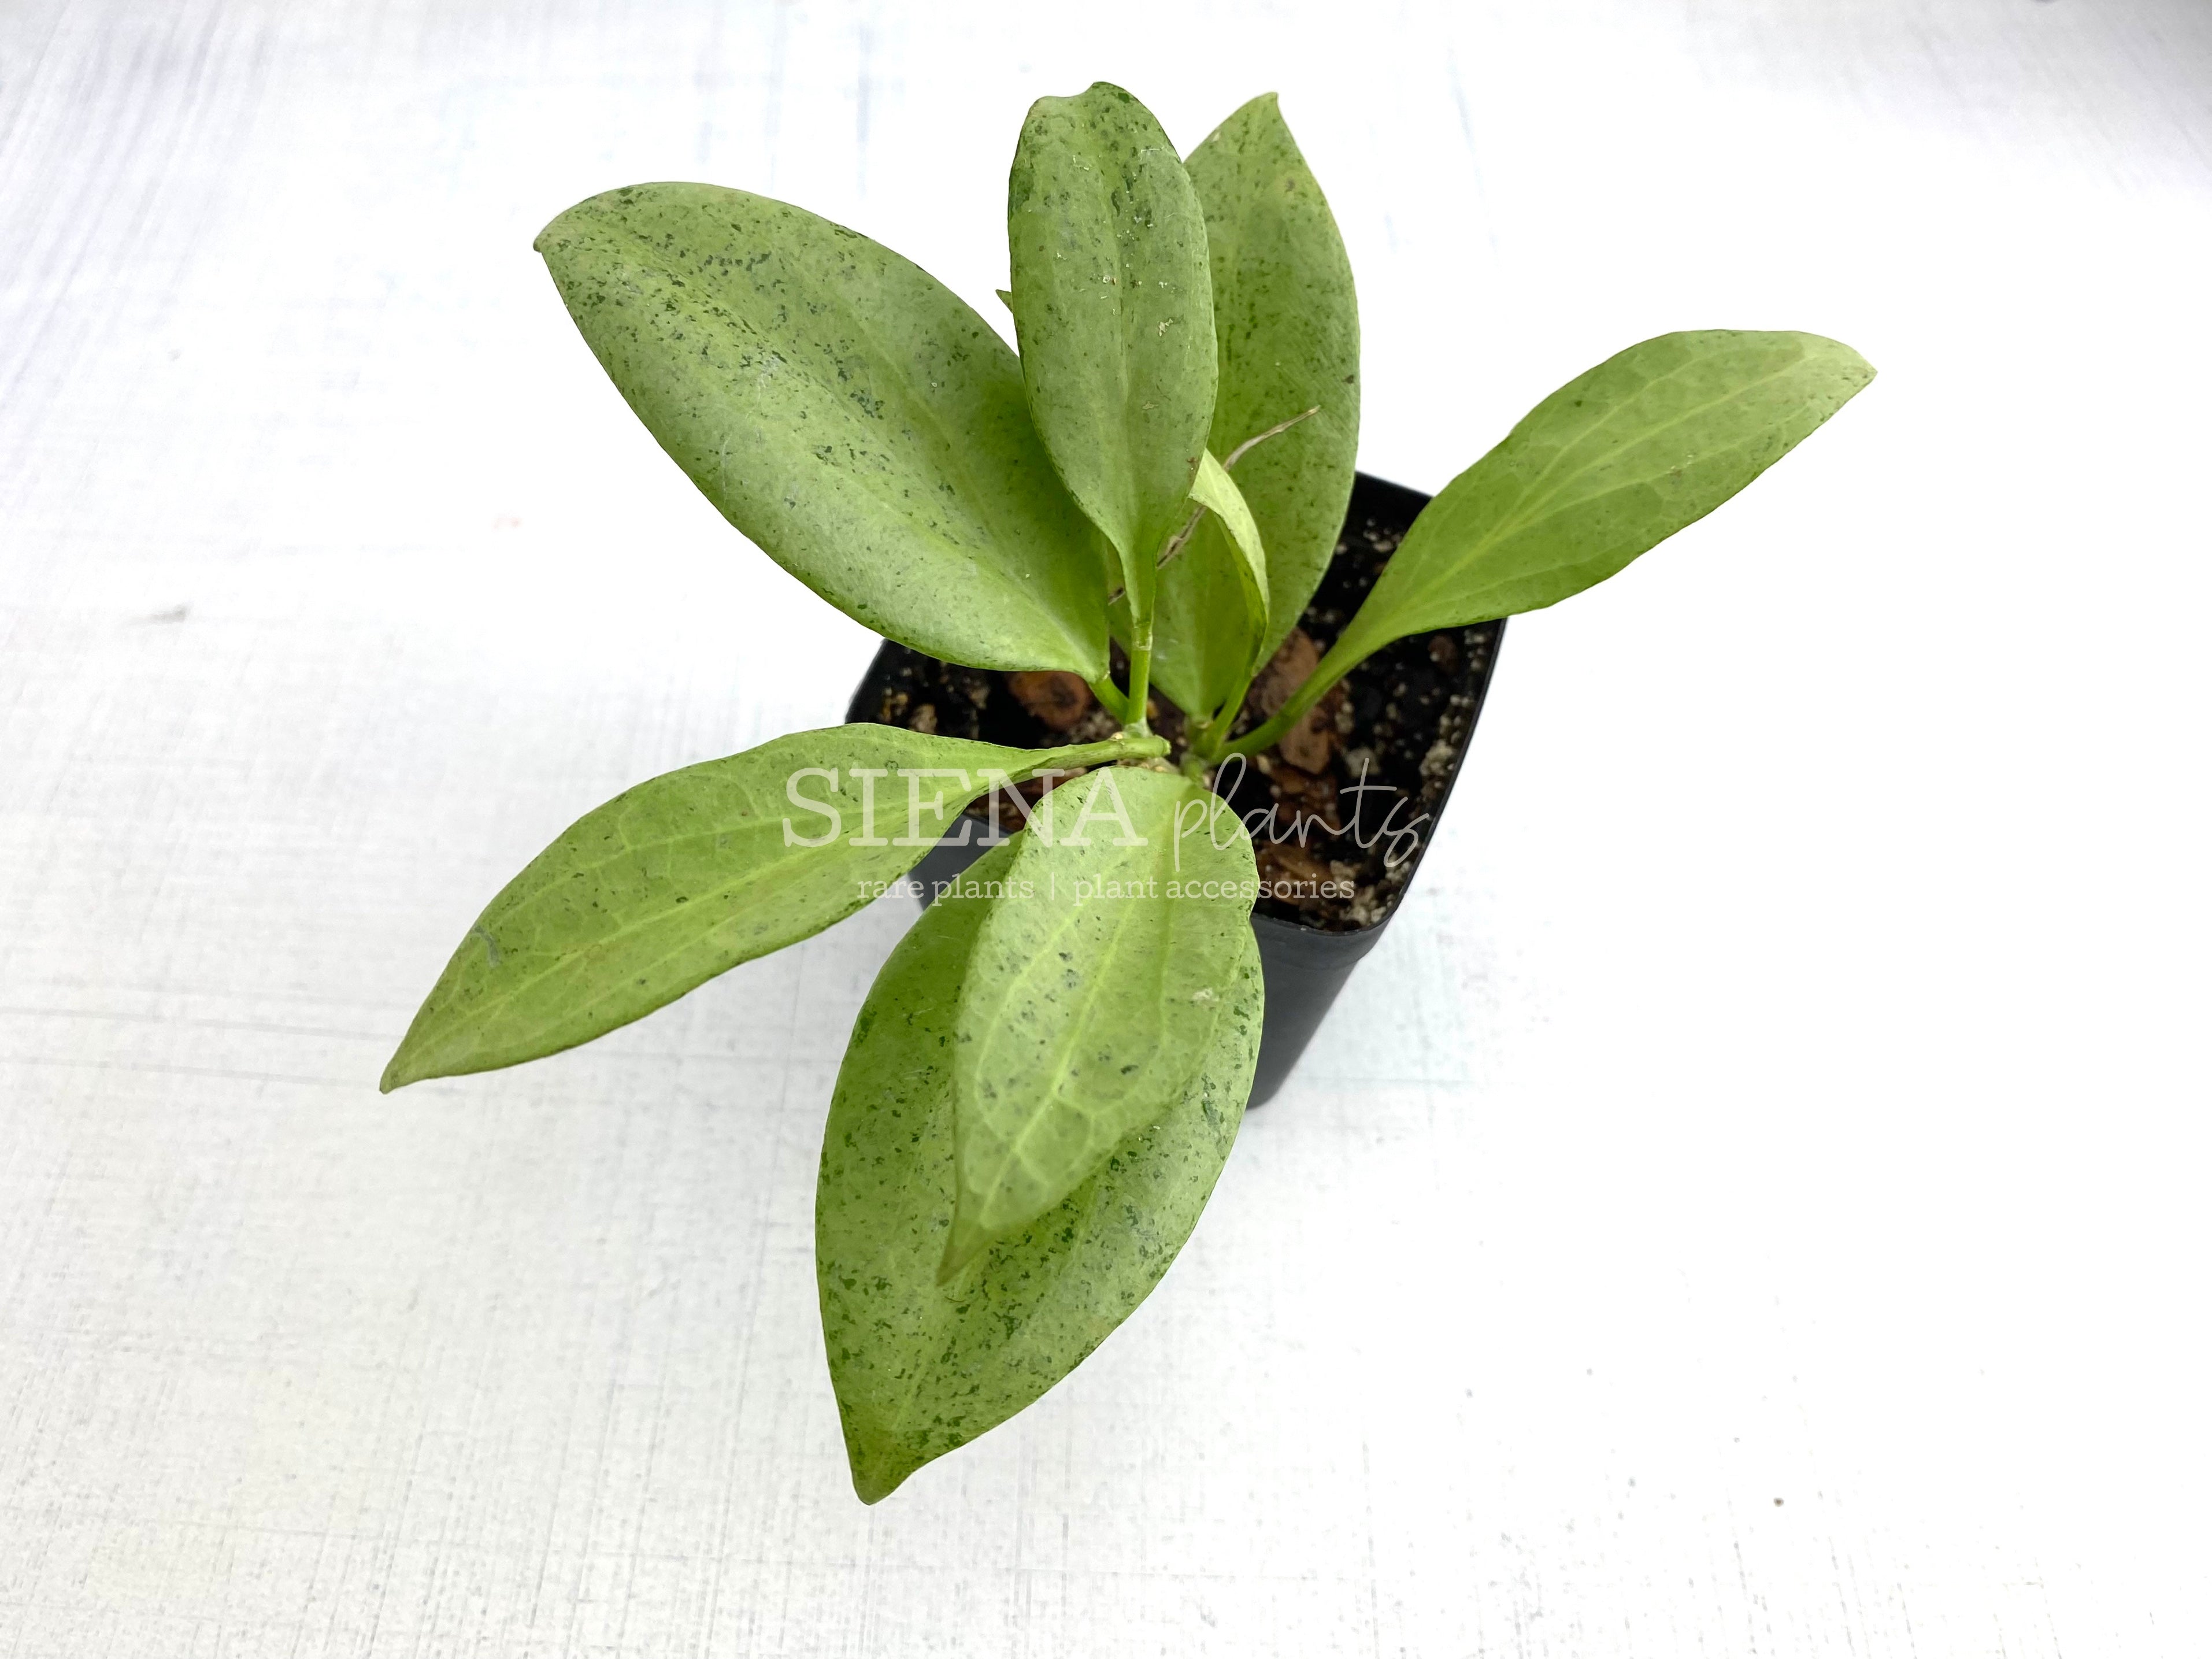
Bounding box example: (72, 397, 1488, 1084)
(3, 1, 2209, 1653)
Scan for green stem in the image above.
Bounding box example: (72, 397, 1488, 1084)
(1187, 657, 1266, 763)
(1087, 676, 1129, 723)
(1122, 638, 1154, 738)
(1016, 731, 1166, 779)
(1216, 634, 1364, 760)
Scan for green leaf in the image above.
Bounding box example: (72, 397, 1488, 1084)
(1007, 83, 1217, 628)
(1189, 449, 1270, 639)
(1146, 451, 1271, 717)
(381, 726, 1159, 1090)
(535, 184, 1108, 676)
(1329, 330, 1874, 668)
(817, 836, 1259, 1502)
(1144, 512, 1248, 719)
(944, 768, 1260, 1274)
(1162, 92, 1358, 683)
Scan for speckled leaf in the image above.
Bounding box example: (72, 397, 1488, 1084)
(536, 183, 1108, 675)
(817, 835, 1258, 1502)
(1329, 331, 1874, 668)
(1156, 92, 1358, 706)
(1007, 83, 1217, 627)
(944, 768, 1260, 1274)
(381, 727, 1121, 1090)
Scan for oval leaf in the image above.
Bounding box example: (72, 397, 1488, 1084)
(946, 768, 1260, 1273)
(536, 184, 1108, 675)
(1162, 92, 1359, 686)
(817, 837, 1258, 1502)
(1329, 330, 1874, 667)
(381, 727, 1139, 1090)
(1007, 83, 1217, 624)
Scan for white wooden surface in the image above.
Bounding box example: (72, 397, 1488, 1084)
(4, 1, 2209, 1653)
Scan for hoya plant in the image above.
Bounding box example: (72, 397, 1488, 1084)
(383, 82, 1872, 1501)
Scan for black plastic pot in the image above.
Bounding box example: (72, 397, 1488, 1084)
(844, 472, 1505, 1106)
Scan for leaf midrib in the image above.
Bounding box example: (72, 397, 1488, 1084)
(990, 842, 1164, 1199)
(1382, 352, 1815, 624)
(415, 762, 1009, 1064)
(1499, 349, 1808, 535)
(607, 203, 1092, 664)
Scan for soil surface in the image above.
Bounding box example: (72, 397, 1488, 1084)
(851, 494, 1503, 932)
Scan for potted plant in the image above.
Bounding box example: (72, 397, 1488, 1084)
(844, 465, 1507, 1110)
(381, 82, 1872, 1502)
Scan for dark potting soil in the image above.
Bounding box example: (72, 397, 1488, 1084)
(852, 498, 1503, 933)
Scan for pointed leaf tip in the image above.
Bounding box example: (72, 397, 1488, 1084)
(816, 827, 1261, 1499)
(382, 726, 1087, 1089)
(850, 1453, 908, 1505)
(535, 182, 1107, 673)
(948, 771, 1258, 1253)
(935, 1209, 991, 1284)
(1008, 83, 1217, 623)
(1329, 328, 1876, 662)
(1150, 90, 1357, 717)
